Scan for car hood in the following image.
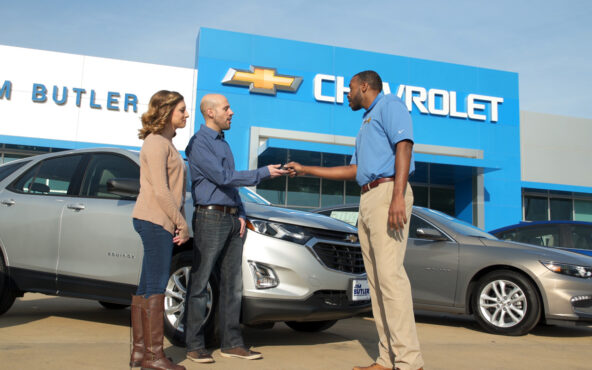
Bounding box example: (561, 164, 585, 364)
(479, 238, 592, 265)
(243, 202, 358, 233)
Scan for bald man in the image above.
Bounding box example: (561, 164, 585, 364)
(184, 94, 287, 363)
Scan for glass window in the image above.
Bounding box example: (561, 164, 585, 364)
(287, 149, 320, 166)
(321, 179, 343, 207)
(512, 225, 561, 247)
(287, 177, 320, 208)
(430, 187, 455, 216)
(345, 181, 360, 204)
(569, 225, 592, 251)
(525, 196, 548, 221)
(257, 148, 287, 167)
(80, 154, 139, 198)
(2, 153, 28, 164)
(550, 198, 573, 220)
(574, 200, 592, 222)
(0, 160, 30, 182)
(257, 176, 286, 205)
(409, 215, 437, 239)
(412, 185, 428, 207)
(9, 155, 83, 195)
(322, 153, 345, 167)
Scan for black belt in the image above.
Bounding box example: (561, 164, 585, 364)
(196, 205, 238, 215)
(361, 177, 395, 194)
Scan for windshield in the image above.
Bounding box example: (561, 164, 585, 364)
(239, 187, 271, 205)
(421, 208, 498, 240)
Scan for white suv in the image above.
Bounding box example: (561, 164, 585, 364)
(0, 147, 370, 345)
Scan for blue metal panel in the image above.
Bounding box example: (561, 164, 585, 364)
(194, 28, 522, 230)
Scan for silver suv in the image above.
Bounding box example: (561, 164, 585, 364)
(0, 147, 370, 345)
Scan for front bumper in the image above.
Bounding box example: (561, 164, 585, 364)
(538, 270, 592, 324)
(241, 291, 371, 325)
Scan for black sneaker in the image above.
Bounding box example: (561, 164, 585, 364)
(220, 346, 263, 360)
(187, 349, 215, 363)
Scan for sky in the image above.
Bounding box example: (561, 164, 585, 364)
(1, 0, 591, 119)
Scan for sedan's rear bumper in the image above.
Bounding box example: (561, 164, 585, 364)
(241, 291, 371, 325)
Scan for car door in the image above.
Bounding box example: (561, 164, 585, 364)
(0, 154, 84, 292)
(57, 152, 142, 299)
(405, 214, 459, 307)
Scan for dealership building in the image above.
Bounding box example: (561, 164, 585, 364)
(1, 28, 591, 231)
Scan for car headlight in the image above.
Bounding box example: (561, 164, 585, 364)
(540, 261, 592, 279)
(246, 219, 312, 245)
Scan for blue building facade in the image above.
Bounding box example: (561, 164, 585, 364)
(194, 28, 521, 231)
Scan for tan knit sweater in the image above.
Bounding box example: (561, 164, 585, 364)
(132, 133, 188, 240)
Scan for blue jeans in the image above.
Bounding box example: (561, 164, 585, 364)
(133, 218, 174, 298)
(185, 208, 244, 351)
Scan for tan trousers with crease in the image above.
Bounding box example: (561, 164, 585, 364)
(358, 182, 424, 370)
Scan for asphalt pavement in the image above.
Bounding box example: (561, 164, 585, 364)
(0, 293, 590, 369)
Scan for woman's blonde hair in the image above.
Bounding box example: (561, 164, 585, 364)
(138, 90, 185, 140)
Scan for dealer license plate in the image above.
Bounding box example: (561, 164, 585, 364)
(349, 278, 370, 301)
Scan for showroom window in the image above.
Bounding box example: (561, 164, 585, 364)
(0, 143, 67, 164)
(523, 189, 592, 221)
(257, 148, 456, 215)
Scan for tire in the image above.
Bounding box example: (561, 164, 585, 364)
(163, 251, 220, 348)
(285, 320, 338, 332)
(472, 270, 541, 336)
(0, 254, 17, 315)
(98, 301, 129, 310)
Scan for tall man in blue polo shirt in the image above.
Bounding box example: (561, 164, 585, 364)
(184, 93, 287, 363)
(286, 71, 424, 370)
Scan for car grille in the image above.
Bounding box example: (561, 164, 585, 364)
(312, 242, 365, 274)
(313, 290, 369, 306)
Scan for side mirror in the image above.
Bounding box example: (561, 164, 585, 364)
(107, 178, 140, 198)
(416, 227, 448, 241)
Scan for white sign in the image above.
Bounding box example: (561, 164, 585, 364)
(313, 74, 504, 123)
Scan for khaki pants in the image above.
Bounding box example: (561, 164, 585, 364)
(358, 182, 424, 370)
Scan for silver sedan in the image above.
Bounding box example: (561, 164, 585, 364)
(315, 205, 592, 335)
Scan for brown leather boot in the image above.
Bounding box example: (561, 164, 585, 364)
(129, 295, 144, 367)
(141, 294, 185, 370)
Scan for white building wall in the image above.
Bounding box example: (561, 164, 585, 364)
(521, 111, 592, 188)
(0, 45, 196, 151)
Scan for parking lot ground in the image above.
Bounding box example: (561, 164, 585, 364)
(0, 293, 591, 370)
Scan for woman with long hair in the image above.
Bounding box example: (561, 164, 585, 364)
(130, 90, 189, 370)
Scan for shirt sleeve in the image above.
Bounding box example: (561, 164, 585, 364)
(188, 135, 271, 187)
(382, 98, 414, 148)
(350, 149, 357, 165)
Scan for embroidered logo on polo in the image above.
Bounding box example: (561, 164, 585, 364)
(222, 66, 302, 95)
(363, 117, 371, 124)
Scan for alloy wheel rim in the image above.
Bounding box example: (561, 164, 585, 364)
(479, 279, 527, 328)
(164, 266, 213, 333)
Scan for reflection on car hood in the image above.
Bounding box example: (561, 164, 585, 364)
(244, 202, 358, 233)
(480, 238, 592, 264)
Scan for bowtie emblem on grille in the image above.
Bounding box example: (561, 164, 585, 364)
(346, 234, 358, 243)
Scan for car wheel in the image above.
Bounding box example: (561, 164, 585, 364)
(472, 270, 541, 336)
(98, 301, 130, 310)
(0, 254, 17, 315)
(163, 251, 220, 347)
(285, 320, 338, 332)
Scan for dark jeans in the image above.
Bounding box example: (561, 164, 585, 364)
(185, 208, 244, 351)
(132, 218, 174, 297)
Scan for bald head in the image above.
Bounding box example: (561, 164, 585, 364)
(200, 93, 233, 132)
(200, 94, 225, 118)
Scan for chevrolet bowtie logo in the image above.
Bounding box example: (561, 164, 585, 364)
(222, 66, 302, 95)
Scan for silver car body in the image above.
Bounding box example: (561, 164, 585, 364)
(316, 204, 592, 332)
(0, 148, 370, 333)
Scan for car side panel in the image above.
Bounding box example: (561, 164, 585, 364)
(0, 188, 63, 274)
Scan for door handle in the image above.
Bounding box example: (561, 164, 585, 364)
(1, 199, 15, 206)
(67, 203, 85, 211)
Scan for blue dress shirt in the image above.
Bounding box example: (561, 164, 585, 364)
(186, 125, 270, 218)
(350, 94, 415, 186)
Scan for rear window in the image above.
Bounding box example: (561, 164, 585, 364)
(0, 161, 30, 182)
